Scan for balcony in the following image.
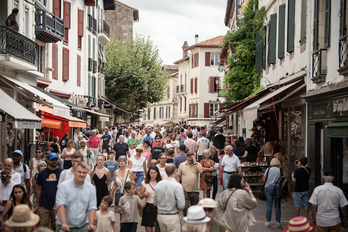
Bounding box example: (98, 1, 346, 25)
(180, 84, 187, 92)
(93, 60, 97, 73)
(97, 20, 110, 45)
(339, 35, 348, 77)
(88, 58, 93, 71)
(35, 7, 64, 43)
(0, 26, 38, 71)
(176, 85, 179, 93)
(312, 48, 327, 84)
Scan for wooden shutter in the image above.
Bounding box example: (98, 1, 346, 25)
(53, 0, 60, 17)
(195, 103, 198, 118)
(324, 0, 331, 48)
(62, 48, 69, 81)
(194, 78, 197, 93)
(340, 0, 346, 37)
(204, 103, 210, 118)
(159, 107, 161, 119)
(210, 77, 215, 93)
(287, 0, 295, 53)
(300, 0, 307, 44)
(263, 26, 267, 69)
(77, 55, 81, 87)
(205, 52, 210, 66)
(268, 14, 277, 64)
(78, 9, 84, 37)
(189, 104, 191, 118)
(196, 53, 199, 67)
(313, 0, 319, 51)
(154, 108, 156, 119)
(52, 44, 58, 80)
(92, 76, 96, 98)
(169, 106, 170, 118)
(63, 1, 70, 29)
(148, 108, 150, 120)
(220, 103, 224, 110)
(191, 55, 194, 68)
(216, 77, 220, 91)
(255, 31, 263, 72)
(278, 4, 285, 59)
(190, 78, 193, 94)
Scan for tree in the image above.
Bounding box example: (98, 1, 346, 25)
(105, 35, 167, 119)
(223, 0, 265, 102)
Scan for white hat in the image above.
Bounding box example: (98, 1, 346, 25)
(198, 198, 218, 208)
(183, 205, 211, 224)
(166, 144, 174, 149)
(5, 204, 39, 227)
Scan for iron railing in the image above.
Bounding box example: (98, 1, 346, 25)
(103, 20, 110, 37)
(339, 34, 348, 69)
(176, 85, 179, 93)
(312, 48, 327, 79)
(180, 84, 187, 92)
(0, 26, 37, 66)
(35, 7, 64, 43)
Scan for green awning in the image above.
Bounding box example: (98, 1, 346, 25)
(327, 122, 348, 138)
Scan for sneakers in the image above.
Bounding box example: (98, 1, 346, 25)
(265, 222, 271, 227)
(276, 222, 282, 227)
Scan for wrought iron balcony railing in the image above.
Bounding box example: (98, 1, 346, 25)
(103, 20, 110, 37)
(339, 34, 348, 69)
(35, 7, 64, 43)
(176, 85, 179, 93)
(0, 26, 37, 66)
(180, 84, 187, 92)
(312, 48, 327, 83)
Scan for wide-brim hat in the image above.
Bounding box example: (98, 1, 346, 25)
(135, 144, 144, 151)
(198, 198, 218, 208)
(283, 216, 315, 232)
(5, 204, 39, 227)
(183, 205, 211, 224)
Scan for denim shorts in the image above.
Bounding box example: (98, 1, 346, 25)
(294, 191, 309, 208)
(133, 171, 144, 187)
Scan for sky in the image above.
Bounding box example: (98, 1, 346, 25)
(124, 0, 229, 65)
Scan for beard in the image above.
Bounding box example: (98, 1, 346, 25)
(188, 160, 193, 164)
(49, 163, 57, 168)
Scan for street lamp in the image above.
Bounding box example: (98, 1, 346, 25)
(215, 77, 220, 85)
(218, 63, 224, 72)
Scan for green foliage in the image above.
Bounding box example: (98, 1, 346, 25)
(223, 0, 265, 102)
(104, 35, 167, 119)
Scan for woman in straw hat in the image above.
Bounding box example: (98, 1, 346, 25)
(4, 204, 39, 232)
(283, 216, 315, 232)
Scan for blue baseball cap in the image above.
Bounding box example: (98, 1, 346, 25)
(12, 150, 23, 156)
(48, 152, 59, 160)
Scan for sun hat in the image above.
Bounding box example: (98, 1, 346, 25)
(198, 198, 218, 208)
(183, 205, 211, 224)
(5, 204, 39, 227)
(135, 144, 144, 151)
(283, 217, 315, 232)
(166, 144, 174, 149)
(48, 152, 59, 160)
(12, 150, 23, 156)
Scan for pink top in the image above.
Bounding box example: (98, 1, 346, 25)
(184, 138, 197, 154)
(89, 136, 100, 148)
(141, 151, 151, 159)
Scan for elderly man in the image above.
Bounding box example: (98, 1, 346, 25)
(177, 152, 203, 216)
(113, 135, 130, 160)
(1, 158, 21, 185)
(11, 150, 30, 191)
(309, 169, 348, 231)
(88, 130, 100, 167)
(198, 198, 229, 232)
(219, 145, 242, 190)
(153, 164, 185, 232)
(0, 170, 17, 217)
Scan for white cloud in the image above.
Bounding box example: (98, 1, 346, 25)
(125, 0, 228, 64)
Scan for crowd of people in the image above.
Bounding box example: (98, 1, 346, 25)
(1, 123, 348, 232)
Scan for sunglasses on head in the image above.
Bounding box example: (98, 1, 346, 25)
(1, 174, 11, 179)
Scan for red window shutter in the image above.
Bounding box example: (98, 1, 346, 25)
(205, 52, 210, 66)
(190, 79, 193, 94)
(191, 55, 194, 68)
(195, 103, 198, 118)
(62, 48, 69, 81)
(204, 103, 210, 118)
(189, 104, 191, 118)
(78, 9, 84, 37)
(63, 1, 70, 29)
(220, 103, 223, 110)
(63, 28, 68, 45)
(53, 0, 61, 17)
(52, 44, 58, 80)
(77, 55, 81, 87)
(196, 53, 199, 67)
(210, 77, 215, 93)
(195, 78, 197, 94)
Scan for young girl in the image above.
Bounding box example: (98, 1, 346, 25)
(94, 196, 116, 232)
(31, 161, 47, 208)
(102, 149, 108, 160)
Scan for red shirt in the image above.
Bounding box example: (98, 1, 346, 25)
(89, 136, 100, 148)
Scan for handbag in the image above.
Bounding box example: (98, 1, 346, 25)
(258, 168, 270, 201)
(202, 160, 214, 184)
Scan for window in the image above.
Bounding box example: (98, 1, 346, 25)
(168, 106, 170, 118)
(191, 53, 199, 68)
(88, 35, 91, 58)
(209, 103, 219, 117)
(209, 77, 220, 93)
(210, 53, 219, 66)
(63, 28, 68, 45)
(77, 55, 81, 87)
(37, 44, 45, 73)
(53, 0, 61, 18)
(167, 86, 170, 99)
(180, 98, 182, 112)
(93, 38, 95, 60)
(78, 9, 84, 50)
(154, 107, 156, 119)
(162, 107, 164, 118)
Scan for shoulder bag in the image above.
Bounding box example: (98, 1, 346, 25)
(258, 168, 270, 201)
(115, 170, 129, 206)
(223, 190, 236, 212)
(203, 160, 213, 184)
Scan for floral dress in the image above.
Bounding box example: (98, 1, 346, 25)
(200, 159, 215, 190)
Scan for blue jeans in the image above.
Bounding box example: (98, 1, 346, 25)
(133, 171, 144, 187)
(294, 191, 309, 208)
(265, 185, 281, 222)
(223, 172, 232, 190)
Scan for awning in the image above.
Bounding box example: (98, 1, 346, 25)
(213, 116, 226, 126)
(37, 105, 87, 128)
(0, 88, 42, 129)
(0, 75, 70, 118)
(86, 109, 111, 118)
(41, 118, 64, 130)
(327, 122, 348, 138)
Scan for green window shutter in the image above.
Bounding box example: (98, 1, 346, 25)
(92, 75, 96, 98)
(159, 107, 161, 119)
(300, 0, 307, 44)
(92, 38, 95, 60)
(154, 107, 156, 119)
(313, 0, 319, 51)
(88, 73, 91, 95)
(88, 35, 91, 58)
(268, 14, 277, 64)
(324, 0, 331, 48)
(278, 4, 286, 59)
(287, 0, 295, 53)
(263, 26, 267, 69)
(255, 31, 263, 72)
(340, 0, 346, 37)
(148, 108, 150, 120)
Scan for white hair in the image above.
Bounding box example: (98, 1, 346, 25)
(209, 146, 217, 151)
(92, 129, 96, 133)
(225, 145, 233, 150)
(203, 149, 210, 155)
(323, 176, 334, 182)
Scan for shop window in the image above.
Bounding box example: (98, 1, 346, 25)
(209, 103, 219, 117)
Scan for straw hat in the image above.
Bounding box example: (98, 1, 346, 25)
(283, 217, 315, 232)
(5, 204, 39, 227)
(183, 205, 211, 224)
(198, 198, 218, 208)
(135, 144, 144, 151)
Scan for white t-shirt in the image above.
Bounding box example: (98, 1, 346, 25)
(221, 155, 241, 172)
(196, 137, 210, 156)
(0, 180, 17, 211)
(13, 163, 30, 187)
(57, 168, 91, 187)
(129, 156, 146, 172)
(170, 140, 180, 154)
(156, 164, 168, 179)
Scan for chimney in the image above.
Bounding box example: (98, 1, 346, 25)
(182, 41, 188, 58)
(195, 34, 199, 44)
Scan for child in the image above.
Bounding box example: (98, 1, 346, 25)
(94, 196, 116, 232)
(104, 151, 119, 190)
(102, 149, 108, 160)
(118, 181, 147, 232)
(166, 149, 175, 163)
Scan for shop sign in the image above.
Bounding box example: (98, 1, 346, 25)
(309, 98, 348, 120)
(14, 120, 41, 129)
(73, 109, 87, 118)
(53, 106, 70, 118)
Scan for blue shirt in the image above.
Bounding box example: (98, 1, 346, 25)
(104, 160, 119, 181)
(37, 167, 63, 209)
(143, 136, 154, 144)
(56, 179, 97, 228)
(173, 153, 187, 169)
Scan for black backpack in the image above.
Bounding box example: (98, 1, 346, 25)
(276, 168, 288, 200)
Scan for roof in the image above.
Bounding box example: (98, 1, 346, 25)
(168, 72, 178, 78)
(115, 1, 139, 21)
(184, 35, 225, 51)
(174, 56, 189, 64)
(163, 65, 178, 70)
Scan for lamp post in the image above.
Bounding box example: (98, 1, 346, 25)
(218, 63, 224, 72)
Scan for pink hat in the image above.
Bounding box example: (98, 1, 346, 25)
(283, 217, 315, 232)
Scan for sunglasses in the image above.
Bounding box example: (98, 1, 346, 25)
(1, 174, 11, 179)
(155, 141, 161, 143)
(136, 150, 142, 152)
(12, 154, 21, 157)
(50, 158, 58, 161)
(204, 208, 214, 212)
(81, 146, 85, 148)
(36, 151, 41, 153)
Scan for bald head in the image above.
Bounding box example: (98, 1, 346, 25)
(4, 158, 14, 170)
(119, 135, 124, 143)
(165, 163, 177, 177)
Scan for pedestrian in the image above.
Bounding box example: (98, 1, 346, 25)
(170, 133, 180, 155)
(7, 132, 14, 156)
(153, 164, 185, 232)
(1, 158, 21, 185)
(79, 140, 92, 168)
(217, 173, 257, 232)
(197, 198, 229, 232)
(29, 148, 44, 180)
(184, 132, 197, 155)
(283, 216, 315, 232)
(34, 152, 63, 230)
(219, 145, 242, 190)
(242, 138, 258, 162)
(207, 126, 216, 140)
(197, 132, 210, 158)
(177, 151, 203, 216)
(88, 130, 100, 167)
(148, 135, 165, 165)
(182, 205, 211, 232)
(90, 154, 110, 208)
(200, 150, 215, 198)
(258, 137, 275, 162)
(101, 128, 112, 152)
(139, 165, 161, 232)
(43, 148, 61, 167)
(74, 134, 84, 151)
(309, 168, 348, 231)
(173, 144, 187, 169)
(60, 133, 69, 151)
(215, 129, 226, 151)
(209, 146, 220, 200)
(127, 131, 140, 157)
(128, 145, 147, 189)
(51, 136, 61, 154)
(30, 161, 46, 209)
(143, 129, 154, 145)
(11, 150, 30, 191)
(232, 140, 244, 157)
(0, 170, 17, 229)
(113, 135, 130, 160)
(180, 128, 186, 145)
(94, 196, 116, 232)
(292, 156, 311, 218)
(166, 149, 175, 164)
(263, 158, 284, 227)
(273, 144, 287, 176)
(4, 204, 39, 232)
(117, 181, 147, 232)
(61, 139, 75, 169)
(6, 8, 19, 31)
(104, 150, 119, 190)
(56, 162, 97, 232)
(157, 153, 168, 179)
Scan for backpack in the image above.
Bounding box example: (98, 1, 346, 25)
(276, 168, 288, 200)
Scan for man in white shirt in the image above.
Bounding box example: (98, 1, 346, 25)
(11, 150, 30, 191)
(1, 158, 21, 185)
(0, 170, 17, 214)
(219, 145, 242, 190)
(196, 132, 210, 157)
(309, 169, 348, 230)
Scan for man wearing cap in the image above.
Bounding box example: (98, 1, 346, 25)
(198, 198, 229, 232)
(173, 144, 188, 169)
(309, 169, 348, 231)
(1, 158, 21, 185)
(0, 170, 17, 227)
(219, 145, 242, 190)
(34, 152, 63, 230)
(11, 150, 30, 191)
